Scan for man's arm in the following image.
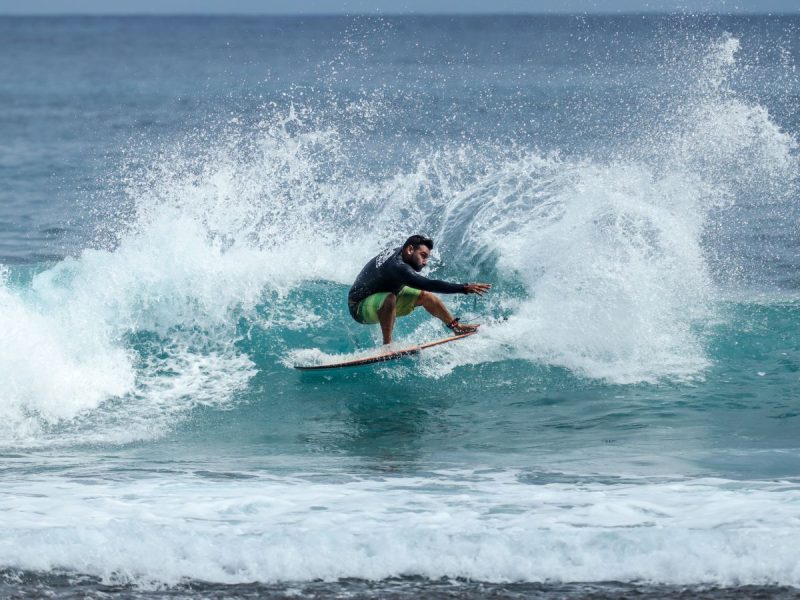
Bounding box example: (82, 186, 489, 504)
(398, 264, 491, 295)
(401, 268, 466, 294)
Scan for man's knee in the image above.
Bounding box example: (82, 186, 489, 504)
(416, 291, 438, 307)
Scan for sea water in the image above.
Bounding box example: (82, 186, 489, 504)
(1, 14, 799, 599)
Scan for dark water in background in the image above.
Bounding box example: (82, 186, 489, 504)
(1, 14, 799, 599)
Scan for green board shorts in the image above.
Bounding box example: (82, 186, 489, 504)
(350, 286, 422, 324)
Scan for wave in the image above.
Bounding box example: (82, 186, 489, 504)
(0, 34, 797, 446)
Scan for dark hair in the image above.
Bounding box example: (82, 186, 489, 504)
(403, 234, 434, 251)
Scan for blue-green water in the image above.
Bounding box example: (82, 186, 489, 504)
(1, 14, 799, 599)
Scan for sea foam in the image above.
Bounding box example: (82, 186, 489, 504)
(1, 470, 798, 587)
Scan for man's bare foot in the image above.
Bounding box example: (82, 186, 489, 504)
(447, 319, 480, 335)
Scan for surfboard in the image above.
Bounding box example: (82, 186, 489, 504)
(294, 331, 476, 371)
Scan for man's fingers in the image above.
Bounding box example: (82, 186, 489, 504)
(468, 282, 492, 295)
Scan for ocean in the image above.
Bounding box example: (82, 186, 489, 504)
(1, 13, 799, 599)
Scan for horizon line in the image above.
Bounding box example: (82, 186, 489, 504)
(2, 10, 798, 16)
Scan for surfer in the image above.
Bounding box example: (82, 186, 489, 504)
(348, 235, 491, 344)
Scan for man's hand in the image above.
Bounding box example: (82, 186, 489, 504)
(464, 282, 492, 296)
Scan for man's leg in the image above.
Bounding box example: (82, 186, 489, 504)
(415, 291, 454, 324)
(416, 291, 479, 334)
(377, 293, 397, 344)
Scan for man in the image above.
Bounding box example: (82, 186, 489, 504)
(348, 235, 492, 344)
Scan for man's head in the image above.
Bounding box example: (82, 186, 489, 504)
(401, 234, 434, 272)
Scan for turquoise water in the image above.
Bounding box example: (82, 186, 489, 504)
(1, 14, 799, 598)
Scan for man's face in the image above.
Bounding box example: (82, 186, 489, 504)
(403, 244, 431, 272)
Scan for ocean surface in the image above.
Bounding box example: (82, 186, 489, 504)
(1, 13, 799, 599)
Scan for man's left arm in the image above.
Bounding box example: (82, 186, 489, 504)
(401, 265, 491, 296)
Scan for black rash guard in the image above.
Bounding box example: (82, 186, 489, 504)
(348, 247, 467, 319)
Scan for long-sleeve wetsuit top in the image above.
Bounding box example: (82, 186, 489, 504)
(348, 247, 467, 309)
